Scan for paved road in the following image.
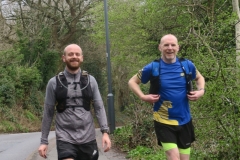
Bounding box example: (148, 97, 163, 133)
(0, 131, 55, 160)
(29, 128, 128, 160)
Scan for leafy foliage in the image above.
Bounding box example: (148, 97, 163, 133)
(127, 146, 166, 160)
(113, 125, 133, 152)
(0, 78, 15, 108)
(15, 28, 59, 89)
(0, 48, 43, 132)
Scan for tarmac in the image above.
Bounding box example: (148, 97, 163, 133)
(28, 128, 128, 160)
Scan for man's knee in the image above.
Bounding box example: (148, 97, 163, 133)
(165, 148, 180, 160)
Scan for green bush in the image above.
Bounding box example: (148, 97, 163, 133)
(37, 50, 59, 88)
(113, 125, 133, 152)
(127, 146, 166, 160)
(0, 78, 16, 107)
(15, 28, 59, 89)
(1, 121, 15, 133)
(25, 110, 37, 121)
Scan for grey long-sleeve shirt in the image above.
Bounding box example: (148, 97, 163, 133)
(40, 68, 109, 145)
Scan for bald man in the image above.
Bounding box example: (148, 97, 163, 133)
(38, 44, 111, 160)
(128, 34, 205, 160)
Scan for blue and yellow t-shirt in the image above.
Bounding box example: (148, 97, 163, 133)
(138, 58, 196, 126)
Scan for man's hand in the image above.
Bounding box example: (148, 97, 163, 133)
(102, 133, 111, 152)
(38, 144, 48, 159)
(187, 90, 204, 101)
(141, 94, 160, 104)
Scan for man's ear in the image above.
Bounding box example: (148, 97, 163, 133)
(62, 55, 66, 62)
(158, 44, 162, 52)
(80, 55, 83, 62)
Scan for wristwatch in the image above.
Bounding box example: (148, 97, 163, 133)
(101, 129, 110, 134)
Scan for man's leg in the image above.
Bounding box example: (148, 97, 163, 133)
(78, 140, 99, 160)
(154, 121, 180, 160)
(162, 142, 180, 160)
(177, 119, 194, 160)
(165, 148, 180, 160)
(56, 140, 78, 160)
(162, 143, 191, 160)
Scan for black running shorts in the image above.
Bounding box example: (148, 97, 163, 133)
(154, 119, 195, 149)
(56, 139, 99, 160)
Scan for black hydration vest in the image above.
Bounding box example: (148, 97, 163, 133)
(55, 71, 93, 113)
(149, 58, 193, 94)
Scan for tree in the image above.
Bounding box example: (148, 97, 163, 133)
(232, 0, 240, 62)
(1, 0, 100, 49)
(0, 0, 105, 88)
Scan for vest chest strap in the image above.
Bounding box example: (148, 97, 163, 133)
(65, 105, 84, 111)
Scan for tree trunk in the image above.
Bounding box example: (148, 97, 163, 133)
(232, 0, 240, 63)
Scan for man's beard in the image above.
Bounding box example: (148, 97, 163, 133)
(65, 60, 80, 71)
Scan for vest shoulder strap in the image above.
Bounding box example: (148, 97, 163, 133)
(81, 70, 89, 76)
(56, 72, 68, 87)
(151, 58, 191, 76)
(149, 58, 192, 94)
(179, 58, 191, 75)
(152, 59, 160, 76)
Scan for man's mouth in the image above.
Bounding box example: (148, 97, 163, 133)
(70, 60, 79, 62)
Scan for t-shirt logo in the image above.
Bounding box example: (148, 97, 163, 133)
(180, 72, 185, 77)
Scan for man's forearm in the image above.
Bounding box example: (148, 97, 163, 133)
(196, 76, 205, 90)
(40, 104, 55, 144)
(128, 75, 145, 99)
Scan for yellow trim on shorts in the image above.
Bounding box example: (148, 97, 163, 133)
(179, 148, 191, 155)
(161, 142, 191, 155)
(161, 142, 177, 151)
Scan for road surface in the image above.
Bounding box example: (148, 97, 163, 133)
(0, 131, 55, 160)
